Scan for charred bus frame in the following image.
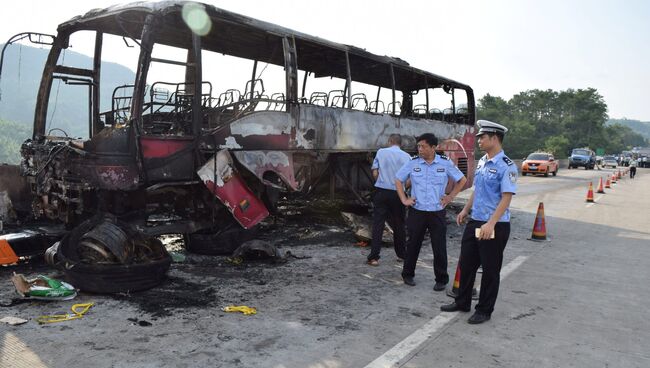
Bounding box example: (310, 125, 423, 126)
(5, 1, 477, 250)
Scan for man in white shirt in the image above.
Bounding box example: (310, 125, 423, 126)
(629, 158, 637, 179)
(367, 134, 411, 266)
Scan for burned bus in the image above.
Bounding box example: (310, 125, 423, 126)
(0, 1, 476, 290)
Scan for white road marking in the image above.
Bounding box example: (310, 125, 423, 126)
(500, 256, 528, 279)
(364, 255, 529, 368)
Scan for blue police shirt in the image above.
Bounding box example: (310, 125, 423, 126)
(471, 150, 518, 222)
(395, 154, 465, 211)
(372, 145, 411, 191)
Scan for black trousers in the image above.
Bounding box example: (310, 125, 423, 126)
(401, 208, 448, 283)
(368, 188, 407, 261)
(456, 220, 511, 315)
(630, 167, 636, 178)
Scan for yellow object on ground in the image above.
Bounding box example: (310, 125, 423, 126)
(226, 257, 243, 265)
(37, 303, 94, 324)
(222, 305, 257, 315)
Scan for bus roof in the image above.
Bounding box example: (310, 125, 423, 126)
(57, 1, 471, 92)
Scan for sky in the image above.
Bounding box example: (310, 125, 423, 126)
(1, 0, 649, 120)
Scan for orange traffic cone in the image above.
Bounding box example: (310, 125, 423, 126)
(447, 263, 461, 298)
(605, 177, 611, 189)
(446, 260, 478, 300)
(586, 182, 595, 203)
(0, 238, 19, 265)
(596, 177, 605, 194)
(612, 173, 617, 184)
(528, 202, 549, 241)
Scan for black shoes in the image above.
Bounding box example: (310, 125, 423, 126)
(403, 277, 416, 286)
(440, 304, 492, 324)
(440, 302, 471, 313)
(467, 312, 491, 324)
(433, 282, 447, 291)
(402, 279, 445, 289)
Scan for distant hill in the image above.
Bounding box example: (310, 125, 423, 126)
(0, 43, 136, 139)
(0, 43, 136, 164)
(607, 118, 650, 140)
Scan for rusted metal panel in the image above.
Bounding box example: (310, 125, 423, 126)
(197, 150, 269, 229)
(140, 137, 196, 182)
(210, 105, 475, 192)
(297, 105, 474, 151)
(232, 151, 298, 191)
(213, 106, 474, 153)
(92, 165, 140, 190)
(212, 111, 293, 150)
(140, 137, 193, 159)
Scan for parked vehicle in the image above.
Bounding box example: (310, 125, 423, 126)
(521, 152, 558, 177)
(602, 155, 618, 168)
(568, 148, 596, 170)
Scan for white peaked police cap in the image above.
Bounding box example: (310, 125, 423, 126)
(476, 120, 508, 136)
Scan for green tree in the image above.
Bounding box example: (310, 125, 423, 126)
(477, 94, 510, 123)
(0, 119, 31, 164)
(476, 88, 638, 159)
(544, 135, 570, 157)
(558, 88, 608, 149)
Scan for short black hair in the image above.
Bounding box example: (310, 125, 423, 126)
(483, 132, 504, 143)
(388, 134, 402, 145)
(416, 133, 438, 146)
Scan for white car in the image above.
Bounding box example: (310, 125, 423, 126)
(602, 156, 618, 168)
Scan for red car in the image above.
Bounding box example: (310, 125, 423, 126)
(522, 152, 559, 177)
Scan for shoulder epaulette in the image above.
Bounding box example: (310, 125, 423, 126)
(439, 154, 449, 160)
(502, 156, 513, 166)
(411, 155, 419, 160)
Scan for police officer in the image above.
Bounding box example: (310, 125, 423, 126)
(367, 134, 411, 266)
(440, 120, 517, 324)
(395, 133, 467, 289)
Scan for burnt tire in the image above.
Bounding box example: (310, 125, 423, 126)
(184, 225, 259, 256)
(57, 250, 171, 294)
(56, 215, 172, 294)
